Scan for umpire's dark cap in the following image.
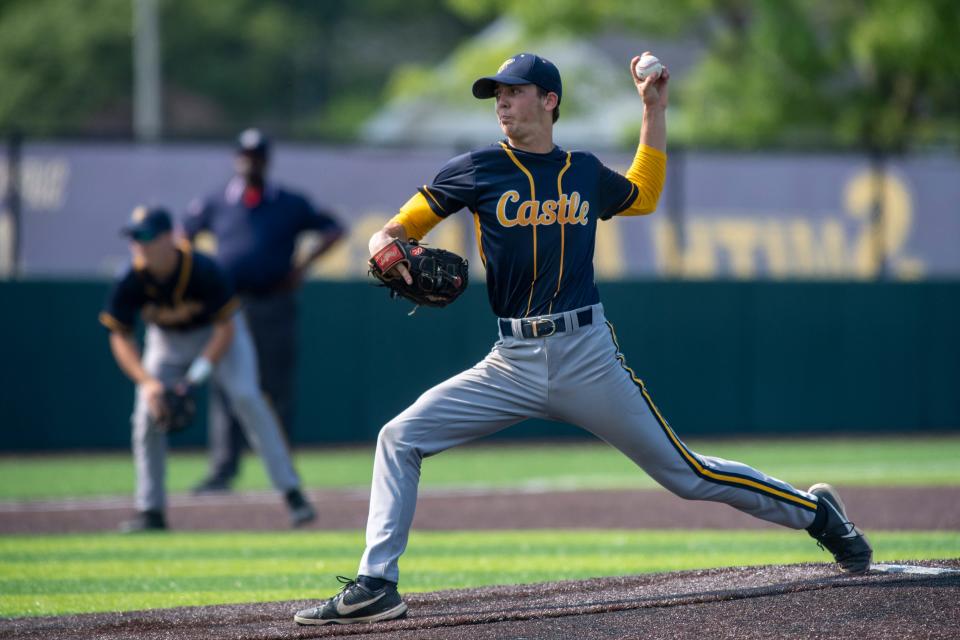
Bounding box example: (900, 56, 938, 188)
(121, 206, 173, 242)
(236, 128, 270, 156)
(472, 53, 562, 104)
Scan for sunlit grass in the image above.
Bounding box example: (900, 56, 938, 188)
(1, 529, 958, 617)
(2, 436, 959, 501)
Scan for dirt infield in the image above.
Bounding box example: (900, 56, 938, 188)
(2, 487, 958, 638)
(1, 485, 958, 534)
(2, 561, 958, 639)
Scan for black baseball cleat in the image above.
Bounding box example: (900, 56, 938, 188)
(807, 483, 873, 574)
(289, 502, 316, 528)
(294, 576, 408, 625)
(191, 476, 232, 495)
(119, 510, 166, 533)
(285, 489, 316, 528)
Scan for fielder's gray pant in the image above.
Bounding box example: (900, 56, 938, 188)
(132, 313, 301, 512)
(358, 303, 819, 583)
(205, 290, 298, 482)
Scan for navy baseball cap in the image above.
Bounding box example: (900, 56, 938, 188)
(472, 53, 562, 104)
(121, 206, 173, 242)
(236, 128, 270, 156)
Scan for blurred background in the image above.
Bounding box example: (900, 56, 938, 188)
(1, 0, 958, 451)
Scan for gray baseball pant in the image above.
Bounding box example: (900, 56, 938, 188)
(205, 290, 298, 482)
(132, 312, 301, 512)
(358, 303, 818, 583)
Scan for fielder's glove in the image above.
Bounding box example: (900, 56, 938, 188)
(369, 239, 469, 310)
(153, 382, 197, 433)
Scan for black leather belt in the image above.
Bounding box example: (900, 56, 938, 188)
(499, 308, 593, 339)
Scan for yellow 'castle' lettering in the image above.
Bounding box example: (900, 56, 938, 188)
(496, 190, 590, 228)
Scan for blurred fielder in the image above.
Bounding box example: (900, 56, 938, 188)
(100, 206, 316, 531)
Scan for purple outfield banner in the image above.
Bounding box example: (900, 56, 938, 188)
(1, 142, 958, 280)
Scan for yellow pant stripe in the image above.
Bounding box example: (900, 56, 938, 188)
(605, 321, 817, 512)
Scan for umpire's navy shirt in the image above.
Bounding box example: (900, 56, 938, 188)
(183, 178, 343, 295)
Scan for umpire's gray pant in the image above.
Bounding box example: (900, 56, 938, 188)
(132, 313, 301, 512)
(205, 290, 299, 481)
(358, 304, 819, 583)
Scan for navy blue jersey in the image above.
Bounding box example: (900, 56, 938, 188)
(416, 141, 638, 318)
(99, 244, 240, 333)
(183, 179, 343, 295)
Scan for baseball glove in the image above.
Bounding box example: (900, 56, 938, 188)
(369, 239, 469, 310)
(153, 383, 197, 433)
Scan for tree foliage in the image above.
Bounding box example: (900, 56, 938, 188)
(0, 0, 133, 135)
(0, 0, 955, 150)
(445, 0, 960, 151)
(0, 0, 477, 138)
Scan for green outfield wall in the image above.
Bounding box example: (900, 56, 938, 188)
(1, 280, 958, 451)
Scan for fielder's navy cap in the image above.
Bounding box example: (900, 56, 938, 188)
(121, 205, 173, 242)
(472, 53, 562, 104)
(236, 127, 270, 156)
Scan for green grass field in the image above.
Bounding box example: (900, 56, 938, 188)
(2, 530, 959, 617)
(1, 437, 958, 618)
(2, 436, 959, 500)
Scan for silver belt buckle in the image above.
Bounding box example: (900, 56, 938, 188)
(532, 318, 556, 338)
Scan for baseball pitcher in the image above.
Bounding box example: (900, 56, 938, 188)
(294, 52, 872, 626)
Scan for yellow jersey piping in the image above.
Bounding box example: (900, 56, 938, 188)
(550, 152, 572, 314)
(499, 142, 538, 317)
(472, 211, 487, 268)
(99, 311, 132, 334)
(421, 185, 445, 214)
(213, 297, 242, 323)
(615, 182, 638, 213)
(173, 240, 193, 304)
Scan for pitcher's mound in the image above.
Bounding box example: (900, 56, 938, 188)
(4, 560, 958, 640)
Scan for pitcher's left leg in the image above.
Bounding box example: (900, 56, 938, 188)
(553, 322, 817, 530)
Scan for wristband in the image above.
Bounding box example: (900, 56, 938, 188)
(371, 239, 407, 274)
(186, 356, 213, 385)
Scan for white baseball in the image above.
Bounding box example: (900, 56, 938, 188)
(634, 54, 663, 81)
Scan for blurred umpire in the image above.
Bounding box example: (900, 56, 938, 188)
(183, 128, 345, 493)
